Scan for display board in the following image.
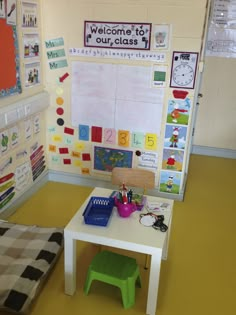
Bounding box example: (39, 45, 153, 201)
(0, 5, 21, 98)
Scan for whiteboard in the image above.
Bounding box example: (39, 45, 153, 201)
(71, 61, 165, 134)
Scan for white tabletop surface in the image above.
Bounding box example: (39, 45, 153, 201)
(65, 187, 173, 254)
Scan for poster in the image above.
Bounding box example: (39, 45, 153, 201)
(206, 0, 236, 58)
(93, 146, 133, 172)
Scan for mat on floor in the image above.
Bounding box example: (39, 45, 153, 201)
(0, 221, 64, 314)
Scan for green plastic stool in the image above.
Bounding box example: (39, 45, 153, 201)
(84, 250, 141, 308)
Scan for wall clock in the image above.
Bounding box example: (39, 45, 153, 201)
(170, 51, 198, 89)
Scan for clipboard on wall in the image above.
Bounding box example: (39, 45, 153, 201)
(0, 18, 22, 98)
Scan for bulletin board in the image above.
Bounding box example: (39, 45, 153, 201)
(0, 18, 22, 97)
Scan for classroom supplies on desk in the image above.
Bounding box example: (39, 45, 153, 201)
(110, 190, 146, 211)
(146, 201, 170, 212)
(83, 197, 114, 226)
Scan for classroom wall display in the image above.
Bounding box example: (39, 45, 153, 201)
(84, 21, 152, 50)
(69, 47, 166, 62)
(41, 0, 209, 200)
(0, 113, 47, 213)
(0, 8, 21, 98)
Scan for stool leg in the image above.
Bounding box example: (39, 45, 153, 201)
(136, 274, 142, 288)
(84, 270, 94, 295)
(120, 281, 134, 309)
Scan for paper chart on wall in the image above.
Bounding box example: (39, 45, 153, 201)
(71, 61, 165, 134)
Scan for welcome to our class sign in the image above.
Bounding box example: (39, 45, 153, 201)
(84, 21, 152, 50)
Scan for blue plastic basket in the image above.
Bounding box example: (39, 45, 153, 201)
(83, 197, 114, 226)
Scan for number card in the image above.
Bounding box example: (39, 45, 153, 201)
(79, 125, 89, 141)
(118, 130, 130, 147)
(132, 132, 144, 148)
(92, 126, 102, 143)
(145, 133, 157, 151)
(104, 128, 116, 145)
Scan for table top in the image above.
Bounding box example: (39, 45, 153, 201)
(65, 187, 174, 254)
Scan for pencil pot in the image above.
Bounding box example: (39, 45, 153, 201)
(115, 198, 136, 218)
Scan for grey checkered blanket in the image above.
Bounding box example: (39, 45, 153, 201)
(0, 221, 64, 313)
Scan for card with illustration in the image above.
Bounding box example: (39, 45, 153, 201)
(164, 125, 187, 150)
(0, 130, 10, 154)
(159, 170, 181, 194)
(166, 98, 191, 125)
(25, 62, 40, 87)
(23, 33, 40, 58)
(162, 148, 184, 172)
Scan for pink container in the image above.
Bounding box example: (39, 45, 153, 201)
(115, 198, 137, 218)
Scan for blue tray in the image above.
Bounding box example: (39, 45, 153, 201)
(83, 197, 114, 226)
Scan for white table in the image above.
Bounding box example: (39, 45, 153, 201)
(64, 187, 174, 315)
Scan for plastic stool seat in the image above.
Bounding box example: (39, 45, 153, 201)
(84, 250, 141, 308)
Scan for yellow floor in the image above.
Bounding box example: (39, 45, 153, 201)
(1, 154, 236, 315)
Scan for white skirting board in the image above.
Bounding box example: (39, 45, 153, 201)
(192, 145, 236, 159)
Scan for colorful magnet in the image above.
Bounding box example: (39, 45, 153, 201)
(56, 107, 64, 115)
(56, 97, 64, 105)
(57, 118, 64, 126)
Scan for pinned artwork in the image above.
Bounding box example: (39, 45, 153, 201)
(21, 2, 38, 28)
(23, 33, 40, 58)
(164, 125, 187, 150)
(159, 170, 181, 194)
(153, 24, 170, 50)
(162, 149, 184, 172)
(166, 98, 192, 125)
(25, 62, 40, 87)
